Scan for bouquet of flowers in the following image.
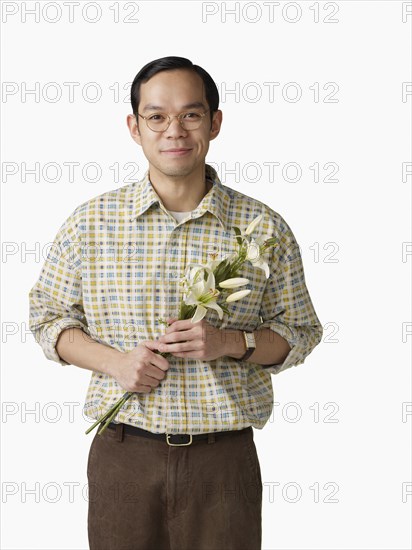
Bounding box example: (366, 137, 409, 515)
(85, 214, 277, 435)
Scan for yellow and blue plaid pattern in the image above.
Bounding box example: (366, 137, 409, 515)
(29, 164, 323, 434)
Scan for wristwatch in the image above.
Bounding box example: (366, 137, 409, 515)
(237, 331, 256, 361)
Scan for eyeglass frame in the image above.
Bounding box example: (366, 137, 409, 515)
(136, 109, 211, 133)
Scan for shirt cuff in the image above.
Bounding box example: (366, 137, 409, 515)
(256, 321, 302, 375)
(34, 317, 91, 366)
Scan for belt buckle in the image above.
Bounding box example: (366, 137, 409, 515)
(166, 433, 193, 446)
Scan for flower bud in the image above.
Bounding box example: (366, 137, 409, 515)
(219, 277, 250, 289)
(226, 289, 251, 303)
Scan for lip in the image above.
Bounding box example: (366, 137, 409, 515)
(161, 148, 192, 156)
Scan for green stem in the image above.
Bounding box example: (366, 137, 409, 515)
(85, 391, 132, 435)
(97, 394, 131, 435)
(85, 350, 172, 436)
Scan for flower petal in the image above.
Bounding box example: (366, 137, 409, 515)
(191, 305, 207, 323)
(207, 259, 221, 271)
(246, 239, 260, 261)
(204, 269, 216, 291)
(244, 214, 263, 236)
(204, 301, 224, 320)
(249, 258, 270, 278)
(226, 289, 251, 303)
(185, 282, 204, 303)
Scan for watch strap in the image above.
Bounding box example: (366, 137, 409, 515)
(238, 331, 256, 361)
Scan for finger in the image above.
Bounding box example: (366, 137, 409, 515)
(140, 343, 170, 373)
(159, 329, 194, 343)
(143, 341, 169, 360)
(150, 351, 170, 372)
(164, 319, 194, 333)
(146, 364, 168, 382)
(158, 340, 201, 354)
(141, 373, 161, 387)
(143, 340, 162, 351)
(143, 364, 167, 386)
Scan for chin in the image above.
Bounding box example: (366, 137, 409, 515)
(164, 169, 193, 177)
(159, 163, 196, 178)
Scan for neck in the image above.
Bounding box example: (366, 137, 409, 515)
(148, 164, 212, 211)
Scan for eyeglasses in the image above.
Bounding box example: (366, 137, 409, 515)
(137, 109, 210, 133)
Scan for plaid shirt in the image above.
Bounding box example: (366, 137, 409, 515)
(29, 164, 323, 434)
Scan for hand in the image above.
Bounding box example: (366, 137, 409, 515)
(157, 317, 227, 362)
(113, 340, 170, 393)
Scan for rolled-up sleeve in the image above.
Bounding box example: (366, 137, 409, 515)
(29, 212, 90, 366)
(256, 214, 323, 375)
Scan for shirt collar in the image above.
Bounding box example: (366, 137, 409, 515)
(128, 163, 231, 232)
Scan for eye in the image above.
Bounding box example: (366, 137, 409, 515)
(148, 113, 166, 122)
(182, 112, 202, 120)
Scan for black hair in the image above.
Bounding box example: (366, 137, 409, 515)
(130, 56, 219, 125)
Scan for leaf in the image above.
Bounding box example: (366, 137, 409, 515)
(232, 226, 243, 247)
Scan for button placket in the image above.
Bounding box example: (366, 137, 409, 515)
(167, 228, 180, 297)
(180, 227, 189, 433)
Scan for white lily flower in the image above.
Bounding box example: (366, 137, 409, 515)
(183, 264, 224, 322)
(248, 257, 270, 279)
(207, 259, 221, 272)
(180, 262, 211, 292)
(218, 277, 250, 289)
(187, 264, 205, 283)
(221, 250, 239, 271)
(246, 236, 270, 278)
(206, 251, 225, 272)
(244, 214, 263, 236)
(226, 289, 251, 303)
(245, 238, 261, 261)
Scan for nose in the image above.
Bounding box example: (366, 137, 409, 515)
(163, 116, 187, 138)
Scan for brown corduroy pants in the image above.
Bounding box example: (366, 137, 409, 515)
(87, 424, 262, 550)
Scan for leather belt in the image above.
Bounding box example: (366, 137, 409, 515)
(107, 422, 252, 446)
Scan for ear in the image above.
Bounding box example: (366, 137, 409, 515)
(209, 110, 222, 142)
(126, 113, 142, 146)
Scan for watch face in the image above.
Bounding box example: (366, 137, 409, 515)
(245, 332, 256, 348)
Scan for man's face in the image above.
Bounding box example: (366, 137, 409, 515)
(128, 69, 222, 179)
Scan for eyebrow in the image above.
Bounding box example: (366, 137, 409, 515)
(141, 101, 207, 112)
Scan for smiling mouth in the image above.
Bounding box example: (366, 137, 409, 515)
(161, 148, 192, 156)
(162, 148, 192, 152)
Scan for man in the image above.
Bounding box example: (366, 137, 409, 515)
(29, 56, 323, 550)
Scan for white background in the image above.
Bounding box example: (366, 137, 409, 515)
(1, 1, 411, 549)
